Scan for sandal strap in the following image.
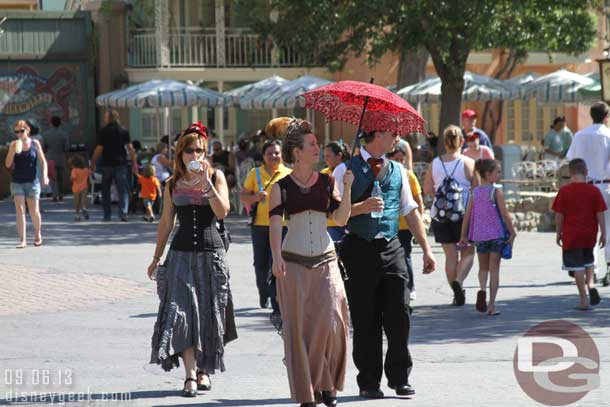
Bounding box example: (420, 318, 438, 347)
(184, 377, 197, 385)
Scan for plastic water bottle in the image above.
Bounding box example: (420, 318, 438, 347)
(371, 181, 383, 218)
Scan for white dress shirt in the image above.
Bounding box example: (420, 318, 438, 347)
(331, 161, 347, 196)
(334, 147, 418, 217)
(566, 124, 610, 181)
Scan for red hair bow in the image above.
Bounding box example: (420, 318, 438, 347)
(184, 121, 209, 139)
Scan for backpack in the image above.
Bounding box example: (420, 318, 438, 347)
(433, 159, 465, 223)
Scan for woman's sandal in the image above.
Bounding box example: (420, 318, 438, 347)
(16, 242, 26, 249)
(34, 236, 43, 247)
(182, 377, 198, 397)
(196, 370, 212, 391)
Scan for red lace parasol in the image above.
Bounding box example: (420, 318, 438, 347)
(302, 80, 426, 135)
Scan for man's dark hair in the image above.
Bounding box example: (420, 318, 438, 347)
(568, 158, 587, 176)
(362, 131, 376, 144)
(590, 101, 610, 124)
(51, 116, 61, 127)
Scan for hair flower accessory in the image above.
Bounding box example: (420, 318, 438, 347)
(183, 121, 209, 139)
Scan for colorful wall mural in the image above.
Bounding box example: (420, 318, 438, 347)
(0, 63, 94, 147)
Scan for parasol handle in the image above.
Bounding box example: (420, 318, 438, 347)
(349, 77, 374, 171)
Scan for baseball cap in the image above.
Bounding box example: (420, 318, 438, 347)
(462, 109, 477, 119)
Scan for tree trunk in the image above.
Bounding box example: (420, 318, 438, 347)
(437, 77, 465, 152)
(396, 47, 429, 89)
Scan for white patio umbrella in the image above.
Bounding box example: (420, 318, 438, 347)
(96, 80, 226, 147)
(224, 75, 288, 107)
(509, 69, 595, 103)
(397, 71, 511, 103)
(242, 75, 333, 109)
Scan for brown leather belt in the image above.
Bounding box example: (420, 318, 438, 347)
(588, 179, 610, 184)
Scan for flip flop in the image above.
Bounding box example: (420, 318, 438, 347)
(589, 288, 601, 306)
(487, 310, 501, 316)
(34, 240, 43, 247)
(574, 306, 590, 311)
(16, 242, 26, 249)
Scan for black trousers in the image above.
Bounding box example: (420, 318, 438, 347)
(340, 234, 412, 390)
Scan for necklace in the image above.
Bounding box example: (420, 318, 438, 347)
(291, 171, 316, 194)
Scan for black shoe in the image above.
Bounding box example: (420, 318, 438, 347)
(359, 388, 384, 399)
(451, 281, 465, 306)
(260, 297, 270, 309)
(589, 287, 601, 306)
(321, 391, 337, 406)
(102, 217, 111, 222)
(603, 271, 610, 287)
(270, 310, 283, 332)
(196, 370, 212, 391)
(300, 403, 316, 407)
(182, 378, 197, 397)
(388, 383, 415, 396)
(120, 214, 128, 222)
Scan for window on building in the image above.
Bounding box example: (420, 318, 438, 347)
(521, 101, 531, 142)
(506, 101, 515, 142)
(535, 103, 544, 144)
(140, 110, 161, 148)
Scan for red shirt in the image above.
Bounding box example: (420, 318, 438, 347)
(552, 182, 607, 249)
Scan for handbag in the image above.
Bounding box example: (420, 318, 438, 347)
(492, 186, 512, 260)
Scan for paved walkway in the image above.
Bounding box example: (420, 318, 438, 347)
(0, 197, 609, 406)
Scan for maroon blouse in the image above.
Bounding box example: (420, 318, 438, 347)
(269, 173, 341, 217)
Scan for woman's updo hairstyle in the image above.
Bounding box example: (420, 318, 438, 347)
(282, 118, 313, 164)
(443, 124, 463, 151)
(325, 140, 350, 162)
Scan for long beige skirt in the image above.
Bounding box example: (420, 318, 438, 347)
(276, 259, 349, 403)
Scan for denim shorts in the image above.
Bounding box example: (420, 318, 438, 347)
(475, 239, 505, 254)
(143, 198, 154, 207)
(10, 181, 41, 199)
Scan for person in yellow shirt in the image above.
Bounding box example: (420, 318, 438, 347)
(240, 139, 291, 314)
(321, 140, 350, 243)
(389, 145, 425, 302)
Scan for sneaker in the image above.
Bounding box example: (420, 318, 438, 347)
(409, 290, 417, 302)
(82, 210, 90, 220)
(74, 215, 81, 222)
(120, 214, 128, 222)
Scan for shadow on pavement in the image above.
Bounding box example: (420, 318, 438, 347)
(411, 292, 610, 345)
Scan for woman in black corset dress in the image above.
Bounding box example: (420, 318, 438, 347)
(147, 122, 237, 398)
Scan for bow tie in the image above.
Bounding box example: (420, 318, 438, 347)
(367, 157, 384, 178)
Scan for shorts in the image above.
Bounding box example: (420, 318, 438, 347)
(475, 239, 505, 254)
(432, 219, 463, 244)
(143, 199, 154, 207)
(10, 181, 41, 199)
(562, 248, 594, 272)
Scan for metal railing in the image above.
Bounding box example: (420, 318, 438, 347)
(128, 27, 310, 68)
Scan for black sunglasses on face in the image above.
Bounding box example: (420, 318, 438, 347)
(183, 147, 205, 154)
(14, 129, 26, 134)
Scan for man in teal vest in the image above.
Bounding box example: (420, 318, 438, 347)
(336, 130, 436, 399)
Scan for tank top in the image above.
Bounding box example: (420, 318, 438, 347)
(467, 185, 505, 242)
(12, 143, 38, 183)
(430, 156, 471, 218)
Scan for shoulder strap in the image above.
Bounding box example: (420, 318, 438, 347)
(255, 167, 263, 191)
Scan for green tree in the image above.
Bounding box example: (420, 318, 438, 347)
(241, 0, 599, 139)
